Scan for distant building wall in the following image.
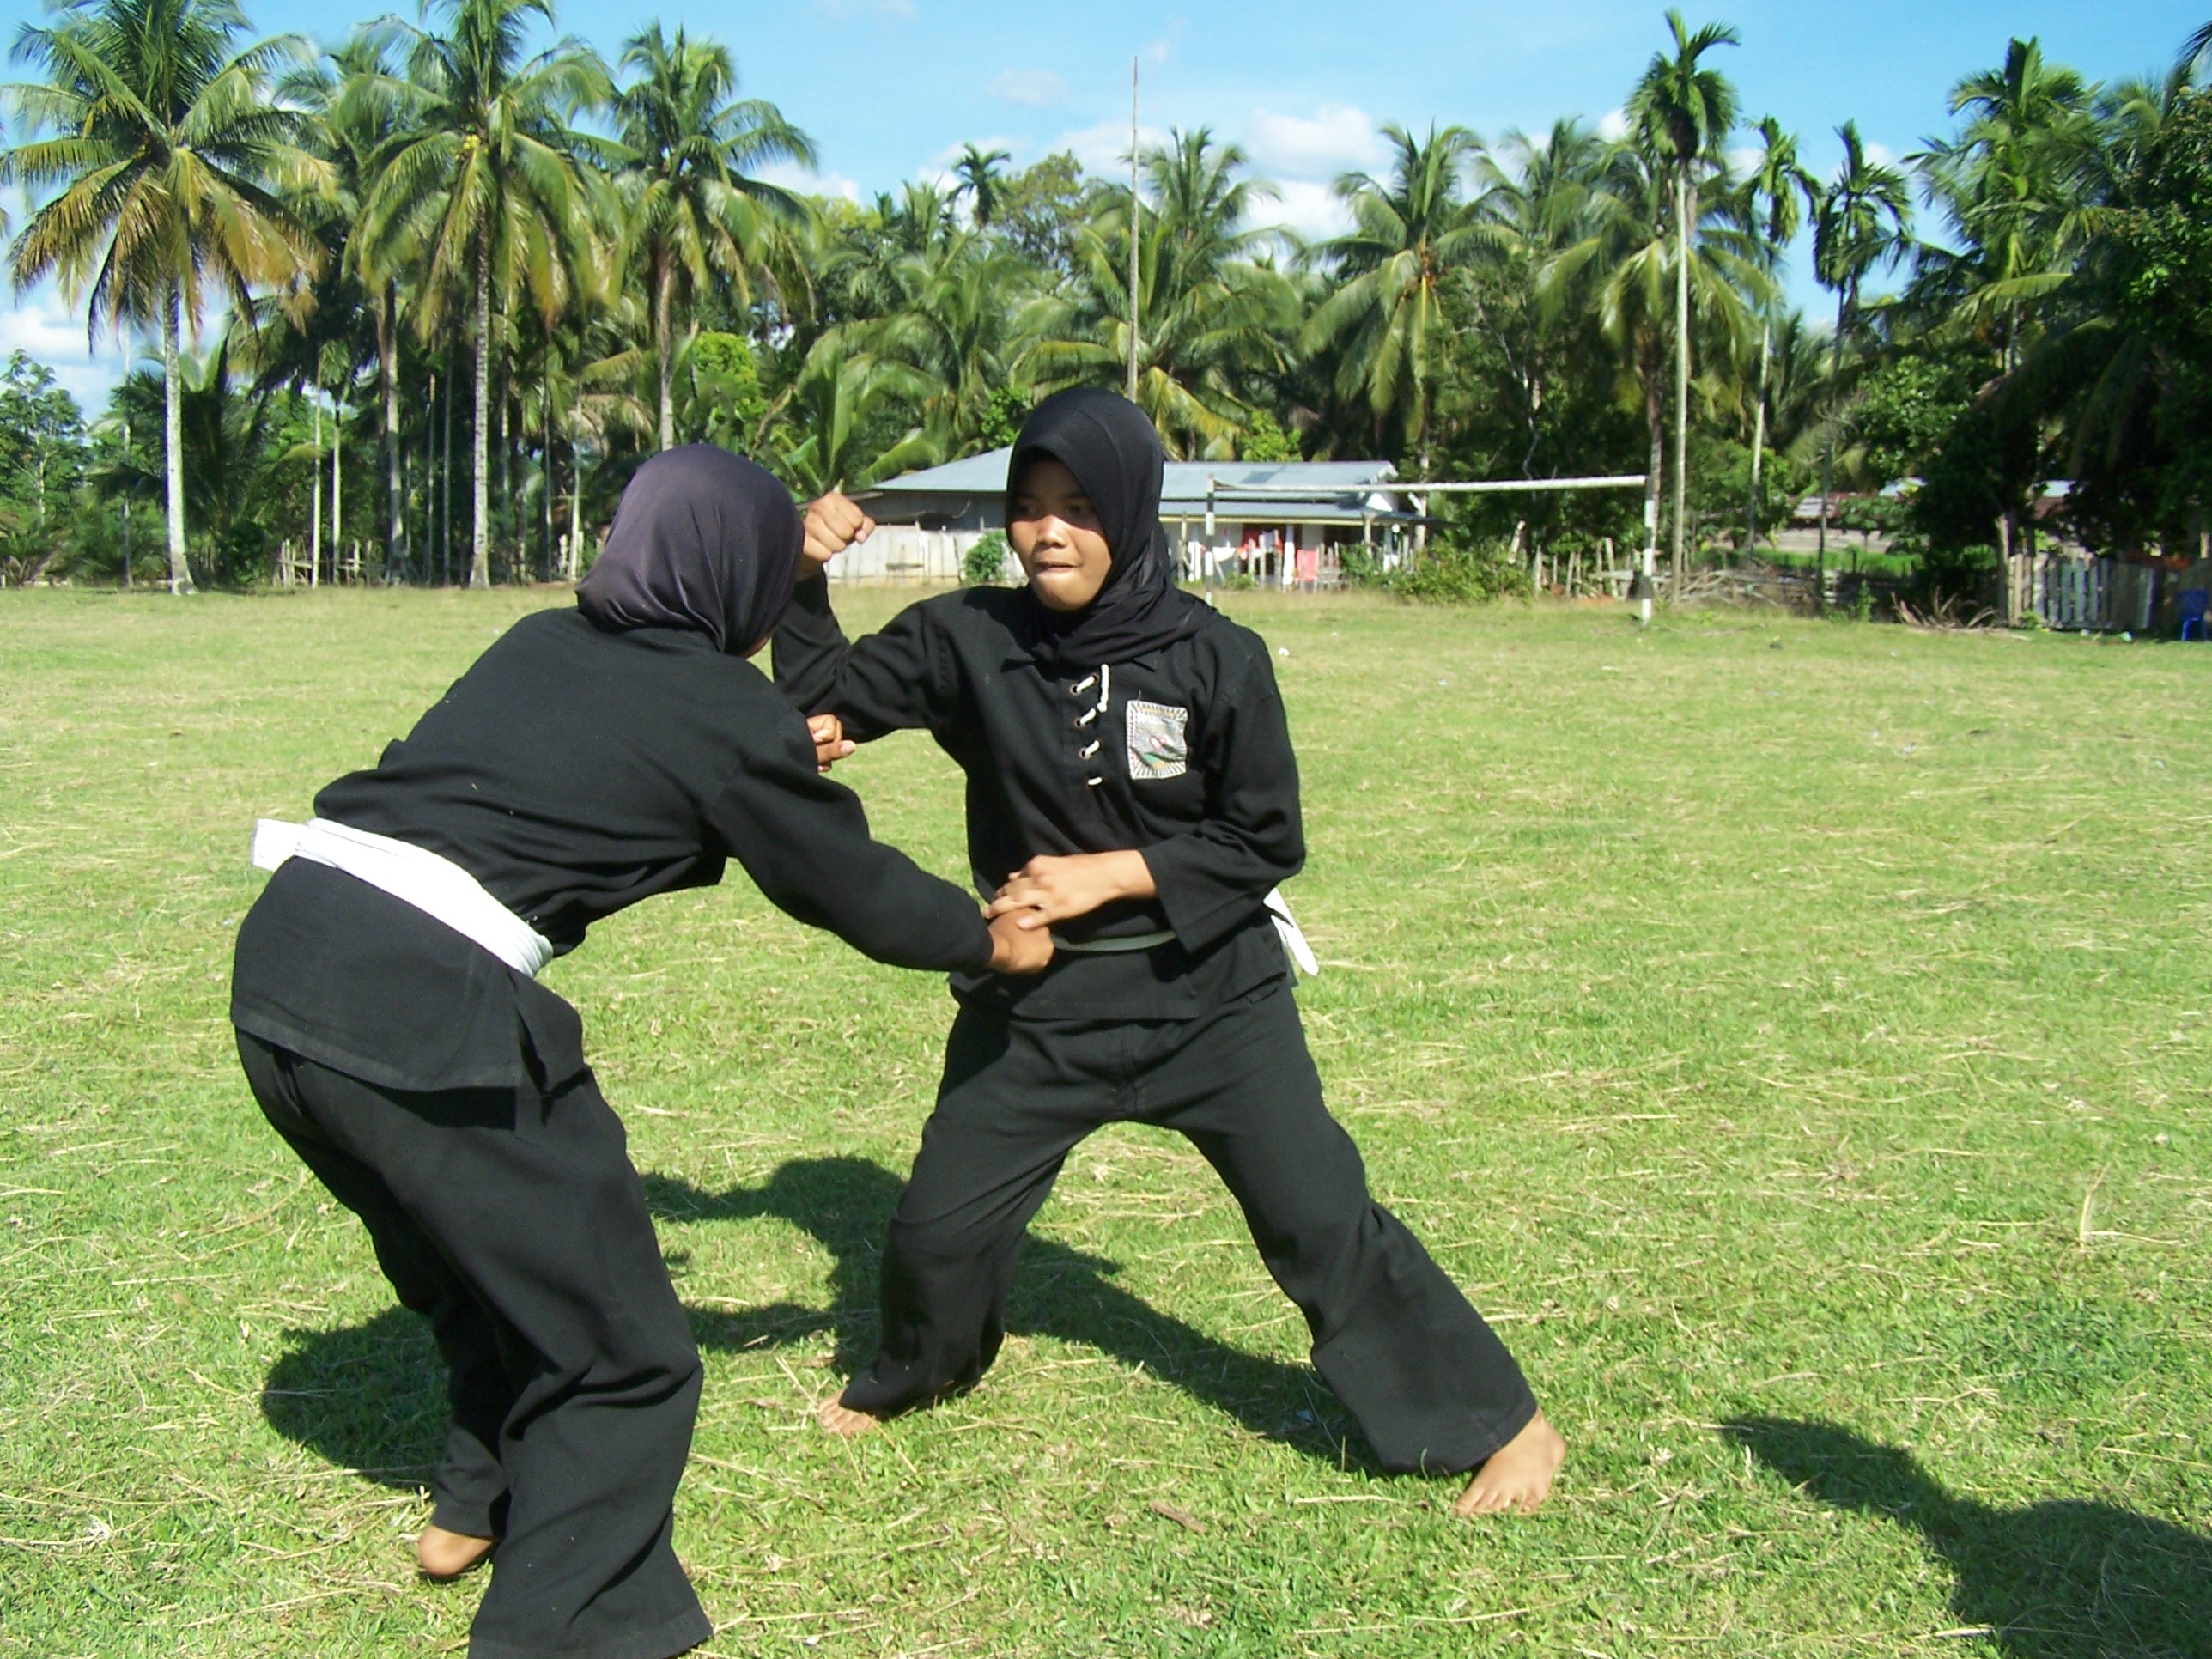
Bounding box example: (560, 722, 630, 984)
(822, 525, 999, 584)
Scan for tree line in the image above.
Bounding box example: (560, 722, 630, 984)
(4, 0, 2211, 599)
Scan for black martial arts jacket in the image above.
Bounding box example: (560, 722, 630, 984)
(232, 607, 994, 1092)
(772, 573, 1304, 1019)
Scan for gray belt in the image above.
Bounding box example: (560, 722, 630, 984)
(1050, 928, 1176, 954)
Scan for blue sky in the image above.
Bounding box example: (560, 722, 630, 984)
(3, 0, 2205, 406)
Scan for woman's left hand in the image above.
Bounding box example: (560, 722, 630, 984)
(988, 851, 1157, 930)
(808, 714, 855, 772)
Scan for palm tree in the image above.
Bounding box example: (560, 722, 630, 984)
(1630, 9, 1740, 587)
(2178, 19, 2212, 82)
(775, 330, 933, 495)
(1470, 119, 1614, 476)
(254, 33, 406, 581)
(862, 229, 1035, 460)
(1302, 123, 1488, 471)
(611, 22, 811, 453)
(1545, 142, 1764, 560)
(951, 143, 1010, 228)
(1026, 131, 1291, 459)
(3, 0, 321, 592)
(1913, 40, 2097, 375)
(357, 0, 608, 586)
(301, 32, 423, 579)
(1812, 121, 1911, 587)
(1737, 117, 1817, 548)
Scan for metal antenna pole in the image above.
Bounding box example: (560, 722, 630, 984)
(1127, 56, 1140, 402)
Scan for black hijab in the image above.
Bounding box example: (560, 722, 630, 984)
(1008, 388, 1212, 670)
(576, 445, 803, 655)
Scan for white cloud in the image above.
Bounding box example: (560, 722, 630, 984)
(1863, 138, 1899, 168)
(1054, 118, 1173, 178)
(1243, 104, 1387, 181)
(988, 68, 1066, 107)
(1597, 106, 1630, 142)
(757, 159, 862, 203)
(1143, 21, 1185, 67)
(1267, 178, 1353, 244)
(0, 288, 131, 411)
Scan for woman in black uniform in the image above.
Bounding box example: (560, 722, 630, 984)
(775, 390, 1565, 1515)
(230, 446, 1048, 1659)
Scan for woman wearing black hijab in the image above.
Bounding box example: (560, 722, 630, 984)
(230, 446, 1049, 1659)
(774, 390, 1564, 1515)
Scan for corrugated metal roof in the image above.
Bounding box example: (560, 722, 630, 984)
(869, 447, 1400, 504)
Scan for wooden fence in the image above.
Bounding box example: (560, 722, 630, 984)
(2007, 553, 2159, 632)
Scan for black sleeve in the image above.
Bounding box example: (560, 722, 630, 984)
(770, 573, 957, 742)
(706, 706, 993, 974)
(1140, 652, 1306, 956)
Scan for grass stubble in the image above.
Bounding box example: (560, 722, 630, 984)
(0, 586, 2207, 1657)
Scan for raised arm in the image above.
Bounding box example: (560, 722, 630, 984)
(769, 570, 957, 742)
(708, 704, 1045, 975)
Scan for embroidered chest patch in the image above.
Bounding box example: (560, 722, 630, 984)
(1125, 700, 1189, 780)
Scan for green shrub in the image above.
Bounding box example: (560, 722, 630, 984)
(1391, 538, 1532, 605)
(1337, 544, 1390, 587)
(963, 529, 1012, 586)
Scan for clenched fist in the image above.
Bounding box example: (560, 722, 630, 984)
(808, 713, 855, 772)
(804, 491, 876, 567)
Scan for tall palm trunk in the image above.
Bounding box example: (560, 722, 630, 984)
(1818, 287, 1848, 608)
(1747, 319, 1770, 552)
(311, 396, 323, 584)
(1672, 171, 1691, 595)
(656, 246, 675, 452)
(1644, 348, 1665, 564)
(568, 420, 583, 580)
(381, 283, 404, 580)
(161, 288, 191, 594)
(471, 231, 491, 588)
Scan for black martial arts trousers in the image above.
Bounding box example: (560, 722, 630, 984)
(236, 1032, 713, 1659)
(843, 978, 1538, 1474)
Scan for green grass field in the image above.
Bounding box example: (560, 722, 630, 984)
(3, 586, 2209, 1657)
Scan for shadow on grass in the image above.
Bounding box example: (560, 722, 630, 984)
(259, 1155, 1352, 1483)
(1730, 1417, 2212, 1658)
(262, 1306, 446, 1488)
(647, 1155, 1358, 1467)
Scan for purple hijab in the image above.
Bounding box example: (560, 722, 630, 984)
(576, 446, 803, 655)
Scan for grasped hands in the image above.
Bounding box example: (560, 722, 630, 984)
(986, 850, 1158, 932)
(987, 911, 1054, 975)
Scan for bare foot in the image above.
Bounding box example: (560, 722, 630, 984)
(815, 1395, 881, 1438)
(1453, 1410, 1566, 1516)
(416, 1524, 495, 1579)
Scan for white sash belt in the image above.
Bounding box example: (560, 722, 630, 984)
(1264, 887, 1319, 977)
(251, 817, 556, 978)
(1045, 886, 1317, 977)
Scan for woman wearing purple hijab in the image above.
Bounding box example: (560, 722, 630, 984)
(229, 447, 1048, 1659)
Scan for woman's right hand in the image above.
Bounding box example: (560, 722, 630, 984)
(987, 911, 1054, 975)
(803, 491, 876, 566)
